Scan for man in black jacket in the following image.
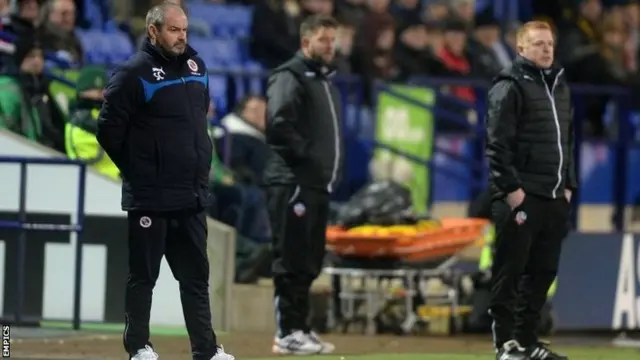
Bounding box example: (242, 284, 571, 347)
(96, 4, 233, 360)
(485, 21, 577, 360)
(264, 14, 343, 355)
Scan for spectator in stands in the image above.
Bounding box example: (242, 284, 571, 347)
(390, 0, 421, 28)
(218, 95, 272, 244)
(354, 9, 397, 79)
(40, 0, 83, 65)
(0, 34, 65, 151)
(467, 11, 504, 78)
(426, 20, 445, 53)
(557, 0, 603, 81)
(423, 0, 449, 21)
(437, 19, 475, 102)
(335, 0, 367, 27)
(207, 125, 271, 284)
(0, 0, 8, 16)
(394, 18, 450, 79)
(499, 21, 521, 67)
(624, 0, 639, 45)
(220, 95, 269, 185)
(301, 0, 334, 16)
(600, 12, 635, 82)
(449, 0, 474, 24)
(353, 11, 397, 103)
(365, 0, 390, 15)
(65, 66, 120, 180)
(1, 0, 43, 39)
(334, 19, 356, 73)
(0, 0, 42, 71)
(250, 0, 301, 69)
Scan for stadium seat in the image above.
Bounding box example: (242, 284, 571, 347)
(105, 32, 134, 63)
(186, 3, 253, 38)
(190, 37, 242, 67)
(76, 30, 104, 64)
(76, 30, 134, 65)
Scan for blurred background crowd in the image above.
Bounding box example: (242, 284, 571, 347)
(0, 0, 638, 282)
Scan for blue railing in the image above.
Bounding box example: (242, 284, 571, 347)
(0, 157, 87, 330)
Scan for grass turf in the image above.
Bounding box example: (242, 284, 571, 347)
(245, 347, 639, 360)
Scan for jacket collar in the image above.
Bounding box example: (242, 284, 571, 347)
(512, 55, 563, 80)
(295, 51, 337, 78)
(141, 38, 197, 66)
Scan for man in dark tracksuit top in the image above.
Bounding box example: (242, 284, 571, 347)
(485, 21, 576, 360)
(264, 14, 343, 355)
(96, 4, 233, 360)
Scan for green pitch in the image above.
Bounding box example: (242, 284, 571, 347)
(245, 348, 638, 360)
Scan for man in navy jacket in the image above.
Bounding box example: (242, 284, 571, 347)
(97, 3, 233, 360)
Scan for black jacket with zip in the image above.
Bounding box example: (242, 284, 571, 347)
(486, 56, 578, 200)
(262, 52, 344, 193)
(97, 39, 212, 211)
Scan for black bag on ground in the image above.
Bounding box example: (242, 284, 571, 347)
(336, 180, 414, 228)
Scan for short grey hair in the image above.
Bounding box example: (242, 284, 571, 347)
(145, 1, 183, 33)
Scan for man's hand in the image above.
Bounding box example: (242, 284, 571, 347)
(506, 188, 526, 210)
(564, 189, 572, 203)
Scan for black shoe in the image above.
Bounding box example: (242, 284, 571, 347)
(496, 340, 529, 360)
(525, 341, 568, 360)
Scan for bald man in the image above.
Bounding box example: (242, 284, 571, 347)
(97, 3, 234, 360)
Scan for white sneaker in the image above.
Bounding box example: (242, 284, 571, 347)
(307, 331, 335, 354)
(272, 330, 323, 355)
(210, 345, 235, 360)
(131, 345, 159, 360)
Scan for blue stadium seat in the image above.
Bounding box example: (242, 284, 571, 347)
(76, 30, 134, 65)
(76, 30, 105, 64)
(105, 32, 134, 63)
(190, 37, 242, 67)
(208, 75, 229, 115)
(189, 37, 216, 68)
(227, 5, 253, 38)
(186, 3, 253, 38)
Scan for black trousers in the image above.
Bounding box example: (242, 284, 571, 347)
(266, 185, 329, 337)
(489, 194, 569, 348)
(124, 209, 217, 360)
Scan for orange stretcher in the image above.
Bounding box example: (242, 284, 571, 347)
(326, 217, 490, 262)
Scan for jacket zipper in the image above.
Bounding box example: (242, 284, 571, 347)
(540, 69, 565, 199)
(182, 77, 200, 199)
(321, 80, 340, 193)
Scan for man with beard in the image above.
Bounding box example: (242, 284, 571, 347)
(264, 14, 343, 355)
(96, 3, 234, 360)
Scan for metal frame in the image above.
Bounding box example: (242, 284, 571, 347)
(0, 156, 87, 330)
(324, 256, 462, 335)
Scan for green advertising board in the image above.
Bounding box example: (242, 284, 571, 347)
(375, 85, 434, 214)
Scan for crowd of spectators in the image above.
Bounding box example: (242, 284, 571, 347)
(247, 0, 640, 135)
(0, 0, 639, 281)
